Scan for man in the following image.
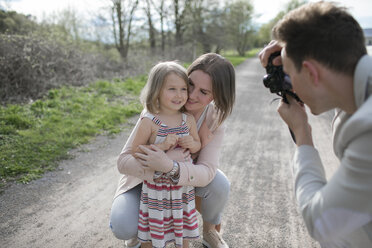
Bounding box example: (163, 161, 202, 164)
(259, 2, 372, 247)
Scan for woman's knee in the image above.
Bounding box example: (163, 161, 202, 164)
(110, 208, 138, 240)
(208, 169, 230, 200)
(196, 170, 230, 224)
(109, 186, 141, 240)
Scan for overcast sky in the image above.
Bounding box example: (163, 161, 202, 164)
(5, 0, 372, 28)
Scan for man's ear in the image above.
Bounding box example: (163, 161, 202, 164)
(302, 60, 319, 86)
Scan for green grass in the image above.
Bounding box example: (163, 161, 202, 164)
(184, 48, 261, 68)
(223, 48, 261, 66)
(0, 77, 145, 189)
(0, 48, 262, 190)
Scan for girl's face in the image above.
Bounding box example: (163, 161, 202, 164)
(185, 70, 214, 113)
(158, 73, 188, 113)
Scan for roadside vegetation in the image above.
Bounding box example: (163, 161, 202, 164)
(0, 78, 144, 189)
(0, 0, 305, 190)
(0, 54, 255, 190)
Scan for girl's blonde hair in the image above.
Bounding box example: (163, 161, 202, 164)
(140, 61, 188, 113)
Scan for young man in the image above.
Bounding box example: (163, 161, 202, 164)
(259, 2, 372, 247)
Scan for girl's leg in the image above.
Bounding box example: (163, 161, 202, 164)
(183, 239, 189, 248)
(109, 184, 142, 240)
(140, 242, 152, 248)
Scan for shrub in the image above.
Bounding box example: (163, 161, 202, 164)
(0, 34, 98, 103)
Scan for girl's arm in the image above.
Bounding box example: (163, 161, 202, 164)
(117, 117, 156, 181)
(178, 114, 201, 154)
(132, 118, 178, 155)
(131, 118, 153, 156)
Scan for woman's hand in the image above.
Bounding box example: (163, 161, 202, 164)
(166, 147, 191, 162)
(135, 145, 173, 173)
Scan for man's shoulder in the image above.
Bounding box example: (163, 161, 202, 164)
(339, 97, 372, 143)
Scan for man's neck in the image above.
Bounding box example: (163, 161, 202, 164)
(328, 71, 356, 114)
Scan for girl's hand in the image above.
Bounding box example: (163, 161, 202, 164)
(164, 134, 178, 150)
(135, 145, 173, 173)
(178, 135, 194, 149)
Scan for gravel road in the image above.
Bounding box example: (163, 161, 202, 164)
(0, 57, 339, 248)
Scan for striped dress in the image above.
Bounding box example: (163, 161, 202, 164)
(137, 112, 199, 248)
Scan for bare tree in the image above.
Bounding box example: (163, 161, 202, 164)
(150, 0, 167, 53)
(57, 8, 82, 43)
(144, 0, 156, 53)
(111, 0, 139, 59)
(173, 0, 191, 46)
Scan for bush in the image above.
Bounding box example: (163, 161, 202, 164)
(0, 34, 99, 103)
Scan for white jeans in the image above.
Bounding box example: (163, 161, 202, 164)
(109, 169, 230, 240)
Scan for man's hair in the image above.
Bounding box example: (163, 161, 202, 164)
(272, 1, 367, 76)
(187, 53, 236, 125)
(140, 61, 188, 114)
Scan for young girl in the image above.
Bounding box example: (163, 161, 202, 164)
(131, 61, 201, 248)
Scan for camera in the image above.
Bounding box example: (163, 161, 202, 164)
(262, 51, 302, 103)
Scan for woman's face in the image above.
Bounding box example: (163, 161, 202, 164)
(185, 70, 214, 113)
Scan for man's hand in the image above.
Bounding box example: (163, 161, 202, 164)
(277, 96, 314, 147)
(259, 40, 283, 67)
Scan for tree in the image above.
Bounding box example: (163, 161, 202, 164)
(144, 0, 156, 53)
(0, 0, 11, 10)
(111, 0, 139, 59)
(0, 9, 38, 34)
(150, 0, 167, 53)
(257, 0, 307, 46)
(225, 0, 254, 56)
(50, 7, 83, 44)
(186, 0, 222, 55)
(173, 0, 191, 46)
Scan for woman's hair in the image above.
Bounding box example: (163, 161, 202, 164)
(187, 53, 236, 125)
(272, 1, 366, 76)
(140, 61, 188, 113)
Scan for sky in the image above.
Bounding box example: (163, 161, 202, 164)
(4, 0, 372, 28)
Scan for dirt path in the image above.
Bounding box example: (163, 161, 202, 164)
(0, 57, 339, 248)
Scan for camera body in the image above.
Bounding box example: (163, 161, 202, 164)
(262, 51, 302, 103)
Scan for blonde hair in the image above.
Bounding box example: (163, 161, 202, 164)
(140, 61, 188, 113)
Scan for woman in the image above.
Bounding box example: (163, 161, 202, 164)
(110, 53, 235, 248)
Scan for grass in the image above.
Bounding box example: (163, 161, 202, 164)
(0, 77, 145, 189)
(222, 48, 261, 66)
(0, 48, 261, 191)
(183, 48, 261, 68)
